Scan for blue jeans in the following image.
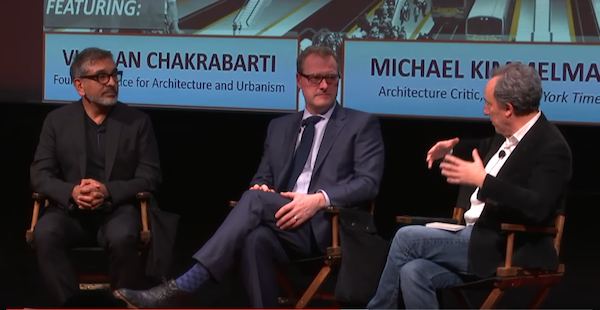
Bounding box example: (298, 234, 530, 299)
(367, 225, 473, 309)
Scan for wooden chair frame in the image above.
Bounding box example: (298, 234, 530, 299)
(228, 200, 374, 309)
(396, 207, 565, 309)
(25, 191, 152, 290)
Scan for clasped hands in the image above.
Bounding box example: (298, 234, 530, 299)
(71, 179, 109, 210)
(249, 184, 326, 230)
(426, 137, 487, 188)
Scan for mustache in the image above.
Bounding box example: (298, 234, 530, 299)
(102, 87, 117, 94)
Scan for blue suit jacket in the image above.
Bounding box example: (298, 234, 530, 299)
(250, 104, 385, 251)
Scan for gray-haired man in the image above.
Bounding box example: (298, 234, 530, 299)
(368, 62, 572, 309)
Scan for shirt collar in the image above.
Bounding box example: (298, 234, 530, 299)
(506, 111, 541, 146)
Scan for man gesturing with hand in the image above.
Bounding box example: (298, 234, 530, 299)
(425, 137, 459, 169)
(368, 62, 572, 309)
(426, 137, 489, 188)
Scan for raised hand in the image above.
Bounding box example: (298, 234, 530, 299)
(426, 137, 459, 169)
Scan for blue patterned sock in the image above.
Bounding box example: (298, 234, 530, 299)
(175, 263, 210, 293)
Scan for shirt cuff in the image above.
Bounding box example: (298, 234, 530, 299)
(317, 189, 331, 207)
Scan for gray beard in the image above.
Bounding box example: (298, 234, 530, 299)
(87, 93, 118, 106)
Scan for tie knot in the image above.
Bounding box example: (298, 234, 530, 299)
(302, 116, 322, 127)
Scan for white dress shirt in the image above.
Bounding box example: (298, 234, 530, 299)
(290, 106, 335, 206)
(463, 111, 541, 226)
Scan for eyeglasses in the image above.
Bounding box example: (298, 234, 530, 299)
(79, 70, 122, 85)
(299, 73, 340, 85)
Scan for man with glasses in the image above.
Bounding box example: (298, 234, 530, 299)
(30, 47, 162, 306)
(367, 62, 571, 309)
(114, 45, 385, 308)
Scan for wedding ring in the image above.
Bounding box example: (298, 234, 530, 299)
(293, 216, 298, 220)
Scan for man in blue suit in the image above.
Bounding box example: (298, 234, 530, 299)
(114, 45, 385, 308)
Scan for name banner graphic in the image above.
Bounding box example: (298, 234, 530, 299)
(342, 40, 600, 123)
(44, 33, 300, 111)
(44, 0, 164, 30)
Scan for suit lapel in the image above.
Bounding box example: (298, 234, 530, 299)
(73, 101, 87, 179)
(495, 114, 545, 178)
(482, 135, 504, 166)
(313, 105, 346, 174)
(104, 105, 122, 181)
(276, 112, 303, 190)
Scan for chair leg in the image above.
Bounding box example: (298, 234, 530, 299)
(451, 288, 472, 309)
(277, 268, 298, 299)
(480, 288, 504, 309)
(295, 265, 332, 309)
(528, 286, 550, 309)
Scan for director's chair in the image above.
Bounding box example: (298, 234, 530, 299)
(396, 201, 566, 309)
(25, 191, 152, 290)
(228, 199, 376, 309)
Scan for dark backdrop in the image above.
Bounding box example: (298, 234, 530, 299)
(1, 102, 599, 308)
(1, 1, 599, 309)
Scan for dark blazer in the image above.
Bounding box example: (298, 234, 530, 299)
(250, 103, 385, 250)
(452, 113, 572, 278)
(30, 100, 162, 210)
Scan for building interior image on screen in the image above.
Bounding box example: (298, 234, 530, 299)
(43, 0, 600, 43)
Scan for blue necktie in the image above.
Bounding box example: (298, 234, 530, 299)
(286, 115, 323, 191)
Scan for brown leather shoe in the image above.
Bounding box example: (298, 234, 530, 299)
(113, 279, 189, 308)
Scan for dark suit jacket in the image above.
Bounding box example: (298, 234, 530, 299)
(30, 100, 162, 210)
(451, 113, 572, 278)
(250, 104, 385, 251)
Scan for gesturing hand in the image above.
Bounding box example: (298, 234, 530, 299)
(426, 137, 459, 169)
(275, 192, 326, 230)
(439, 149, 487, 188)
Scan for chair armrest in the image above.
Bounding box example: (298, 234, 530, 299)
(500, 223, 557, 235)
(324, 206, 340, 214)
(26, 192, 51, 244)
(324, 206, 341, 256)
(230, 201, 340, 213)
(136, 191, 151, 200)
(136, 192, 151, 244)
(396, 215, 459, 225)
(32, 192, 48, 201)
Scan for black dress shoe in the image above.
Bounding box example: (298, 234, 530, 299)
(114, 279, 188, 308)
